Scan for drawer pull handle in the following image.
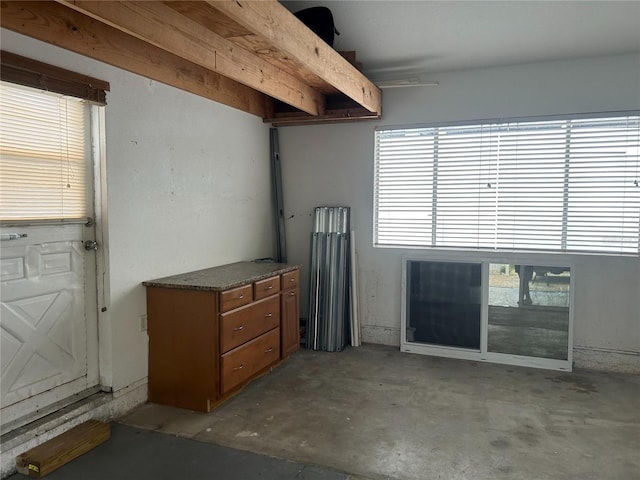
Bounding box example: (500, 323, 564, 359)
(289, 292, 295, 297)
(265, 313, 273, 318)
(264, 348, 273, 353)
(233, 325, 244, 331)
(266, 285, 273, 290)
(237, 294, 245, 299)
(289, 278, 295, 282)
(233, 364, 244, 371)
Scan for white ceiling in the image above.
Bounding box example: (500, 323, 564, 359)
(282, 1, 640, 81)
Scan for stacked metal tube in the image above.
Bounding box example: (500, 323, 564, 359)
(307, 207, 350, 352)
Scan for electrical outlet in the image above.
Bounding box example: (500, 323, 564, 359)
(139, 314, 148, 332)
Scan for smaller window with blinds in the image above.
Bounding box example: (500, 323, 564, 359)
(0, 81, 90, 222)
(374, 114, 640, 255)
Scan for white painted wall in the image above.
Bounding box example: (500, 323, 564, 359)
(279, 54, 640, 371)
(1, 30, 274, 391)
(2, 28, 638, 392)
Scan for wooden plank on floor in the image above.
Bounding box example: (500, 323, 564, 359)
(16, 420, 110, 477)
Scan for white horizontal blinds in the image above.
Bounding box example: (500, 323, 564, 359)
(566, 117, 640, 253)
(374, 128, 434, 246)
(436, 124, 498, 248)
(495, 120, 567, 250)
(374, 114, 640, 254)
(0, 81, 88, 221)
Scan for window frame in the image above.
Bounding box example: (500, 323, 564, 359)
(0, 52, 110, 226)
(374, 111, 640, 256)
(1, 50, 109, 104)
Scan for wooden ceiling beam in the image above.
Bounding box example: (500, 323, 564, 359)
(267, 109, 381, 127)
(0, 1, 272, 118)
(267, 95, 381, 126)
(205, 0, 382, 116)
(2, 1, 383, 126)
(164, 1, 335, 95)
(57, 1, 325, 116)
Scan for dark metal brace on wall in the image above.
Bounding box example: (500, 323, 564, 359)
(270, 128, 286, 263)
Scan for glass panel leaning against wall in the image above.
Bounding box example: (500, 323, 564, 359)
(402, 259, 573, 371)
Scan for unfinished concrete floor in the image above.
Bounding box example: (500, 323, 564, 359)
(120, 344, 639, 480)
(7, 424, 352, 480)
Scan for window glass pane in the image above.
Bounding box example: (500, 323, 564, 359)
(374, 114, 640, 254)
(375, 128, 434, 245)
(488, 264, 570, 360)
(0, 81, 89, 221)
(406, 261, 481, 349)
(566, 118, 640, 253)
(495, 121, 567, 250)
(436, 124, 498, 248)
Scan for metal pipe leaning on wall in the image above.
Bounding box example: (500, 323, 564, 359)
(307, 207, 350, 352)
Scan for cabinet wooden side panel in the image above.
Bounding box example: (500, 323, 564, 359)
(147, 287, 219, 412)
(281, 286, 300, 357)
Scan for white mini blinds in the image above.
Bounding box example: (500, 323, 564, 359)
(0, 81, 89, 222)
(374, 115, 640, 254)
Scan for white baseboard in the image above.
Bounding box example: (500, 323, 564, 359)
(573, 346, 640, 374)
(360, 324, 400, 346)
(0, 380, 147, 479)
(361, 324, 638, 375)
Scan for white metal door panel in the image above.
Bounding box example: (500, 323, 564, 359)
(0, 223, 99, 428)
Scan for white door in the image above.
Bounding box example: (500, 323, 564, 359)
(0, 82, 101, 430)
(1, 224, 99, 429)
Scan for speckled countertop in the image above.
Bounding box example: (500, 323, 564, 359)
(142, 261, 300, 291)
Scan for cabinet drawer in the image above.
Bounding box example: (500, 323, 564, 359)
(220, 295, 280, 353)
(220, 284, 252, 312)
(281, 270, 299, 290)
(254, 276, 280, 300)
(221, 328, 280, 394)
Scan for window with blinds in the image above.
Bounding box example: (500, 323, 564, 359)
(374, 115, 640, 254)
(0, 81, 89, 222)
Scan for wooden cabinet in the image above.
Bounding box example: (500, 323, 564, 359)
(144, 262, 299, 412)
